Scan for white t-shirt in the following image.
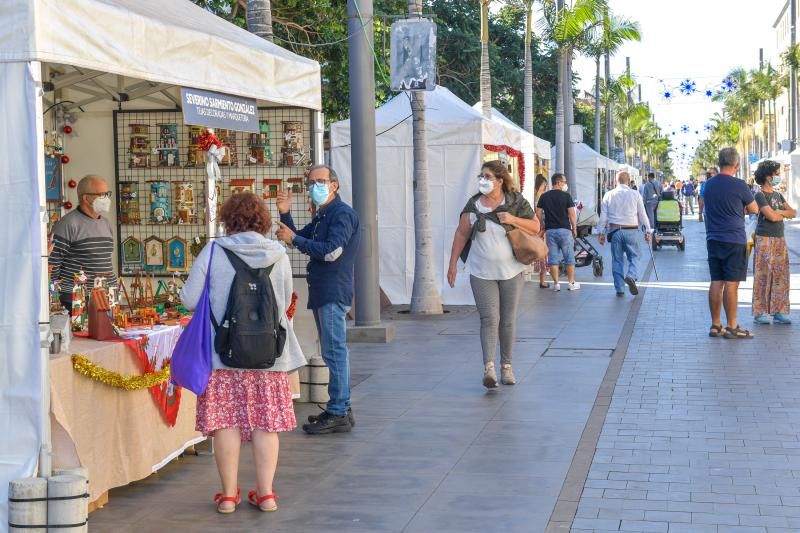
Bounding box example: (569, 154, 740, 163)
(467, 199, 526, 281)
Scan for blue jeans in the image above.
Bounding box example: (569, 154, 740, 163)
(312, 302, 351, 416)
(546, 228, 576, 267)
(610, 229, 641, 292)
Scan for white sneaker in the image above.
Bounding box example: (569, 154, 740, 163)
(552, 282, 561, 292)
(568, 282, 581, 291)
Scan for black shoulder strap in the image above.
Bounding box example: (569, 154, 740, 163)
(221, 247, 251, 273)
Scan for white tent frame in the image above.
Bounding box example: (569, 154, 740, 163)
(0, 0, 321, 523)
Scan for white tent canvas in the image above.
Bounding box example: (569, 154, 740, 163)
(330, 86, 529, 306)
(552, 143, 619, 226)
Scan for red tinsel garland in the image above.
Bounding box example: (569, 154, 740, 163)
(483, 144, 526, 192)
(198, 129, 224, 152)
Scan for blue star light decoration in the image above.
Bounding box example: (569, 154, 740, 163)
(704, 88, 715, 99)
(679, 79, 697, 96)
(721, 77, 738, 93)
(680, 125, 690, 134)
(704, 123, 713, 132)
(661, 89, 674, 102)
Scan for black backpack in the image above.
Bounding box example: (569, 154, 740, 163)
(211, 247, 287, 369)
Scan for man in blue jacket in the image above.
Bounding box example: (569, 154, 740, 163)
(276, 164, 361, 434)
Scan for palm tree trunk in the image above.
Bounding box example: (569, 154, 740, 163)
(564, 50, 577, 198)
(773, 98, 778, 153)
(407, 1, 442, 314)
(594, 56, 601, 153)
(479, 1, 492, 118)
(523, 1, 534, 134)
(555, 50, 565, 173)
(604, 53, 612, 158)
(246, 0, 274, 42)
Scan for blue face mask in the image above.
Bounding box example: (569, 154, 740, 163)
(771, 175, 782, 187)
(309, 183, 331, 206)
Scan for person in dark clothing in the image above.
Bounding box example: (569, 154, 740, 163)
(640, 172, 662, 228)
(536, 173, 579, 291)
(703, 149, 759, 340)
(276, 164, 361, 434)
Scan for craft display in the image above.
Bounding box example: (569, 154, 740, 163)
(249, 120, 273, 165)
(167, 236, 188, 272)
(174, 182, 197, 224)
(263, 179, 282, 199)
(230, 178, 256, 195)
(70, 271, 89, 331)
(157, 124, 180, 167)
(149, 181, 170, 223)
(281, 121, 306, 166)
(198, 128, 226, 181)
(121, 236, 144, 274)
(287, 177, 305, 194)
(119, 182, 141, 224)
(217, 129, 238, 166)
(144, 236, 166, 271)
(186, 126, 205, 167)
(129, 124, 151, 168)
(190, 235, 208, 258)
(88, 287, 117, 341)
(45, 156, 63, 202)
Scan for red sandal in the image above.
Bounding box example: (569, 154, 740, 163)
(248, 490, 278, 512)
(214, 488, 241, 514)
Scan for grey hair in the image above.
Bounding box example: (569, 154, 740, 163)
(617, 171, 631, 184)
(308, 164, 339, 183)
(718, 148, 739, 168)
(76, 175, 104, 199)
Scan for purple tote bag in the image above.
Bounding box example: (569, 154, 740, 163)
(170, 243, 215, 396)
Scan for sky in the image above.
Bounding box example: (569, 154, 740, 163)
(563, 0, 785, 175)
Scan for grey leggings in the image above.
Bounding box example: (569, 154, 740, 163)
(469, 273, 525, 365)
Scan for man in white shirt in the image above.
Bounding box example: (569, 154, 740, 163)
(598, 172, 653, 297)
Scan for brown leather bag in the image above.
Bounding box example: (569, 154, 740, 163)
(507, 228, 548, 265)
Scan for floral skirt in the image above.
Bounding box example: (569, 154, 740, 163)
(196, 370, 297, 441)
(752, 235, 790, 316)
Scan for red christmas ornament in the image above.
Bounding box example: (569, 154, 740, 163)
(68, 179, 77, 189)
(61, 155, 70, 164)
(63, 201, 73, 210)
(63, 125, 73, 134)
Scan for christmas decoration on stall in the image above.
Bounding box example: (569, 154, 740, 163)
(70, 271, 89, 332)
(281, 121, 307, 166)
(71, 354, 171, 391)
(121, 236, 143, 275)
(483, 144, 526, 192)
(129, 124, 151, 168)
(167, 236, 188, 272)
(174, 182, 197, 224)
(118, 182, 141, 224)
(249, 120, 273, 165)
(157, 124, 179, 167)
(144, 236, 166, 271)
(198, 128, 226, 181)
(149, 181, 170, 223)
(263, 179, 282, 199)
(679, 79, 697, 96)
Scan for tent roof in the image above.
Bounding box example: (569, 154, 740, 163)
(0, 0, 321, 110)
(471, 103, 552, 160)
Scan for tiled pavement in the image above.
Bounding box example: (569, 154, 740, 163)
(572, 219, 800, 533)
(87, 216, 800, 533)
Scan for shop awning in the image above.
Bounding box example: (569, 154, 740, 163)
(0, 0, 321, 110)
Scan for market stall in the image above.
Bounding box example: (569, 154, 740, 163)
(0, 0, 321, 520)
(552, 143, 619, 227)
(330, 86, 526, 306)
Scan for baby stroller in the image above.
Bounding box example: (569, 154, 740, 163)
(558, 225, 604, 277)
(652, 191, 685, 251)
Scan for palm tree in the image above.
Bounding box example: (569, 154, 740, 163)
(523, 0, 536, 134)
(407, 0, 442, 315)
(479, 0, 492, 118)
(246, 0, 274, 42)
(781, 43, 800, 147)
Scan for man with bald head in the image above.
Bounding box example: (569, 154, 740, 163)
(50, 175, 117, 309)
(597, 171, 652, 297)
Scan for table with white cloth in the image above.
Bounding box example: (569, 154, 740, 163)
(49, 325, 203, 506)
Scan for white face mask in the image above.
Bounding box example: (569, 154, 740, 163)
(771, 175, 782, 187)
(92, 196, 111, 214)
(562, 184, 569, 192)
(478, 178, 495, 195)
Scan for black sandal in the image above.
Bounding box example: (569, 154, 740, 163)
(708, 325, 724, 337)
(724, 326, 754, 339)
(539, 282, 550, 289)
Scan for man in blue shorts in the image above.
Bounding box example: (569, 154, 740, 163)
(536, 173, 579, 291)
(702, 149, 758, 339)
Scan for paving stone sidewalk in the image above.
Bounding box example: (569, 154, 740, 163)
(572, 218, 800, 533)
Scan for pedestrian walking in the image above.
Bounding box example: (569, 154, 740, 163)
(597, 171, 652, 297)
(534, 174, 551, 288)
(447, 160, 539, 389)
(641, 172, 662, 229)
(681, 179, 696, 215)
(698, 167, 717, 222)
(703, 148, 759, 339)
(536, 173, 580, 291)
(276, 164, 361, 434)
(180, 192, 306, 514)
(752, 160, 796, 325)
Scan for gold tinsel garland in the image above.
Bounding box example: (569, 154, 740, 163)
(71, 354, 171, 391)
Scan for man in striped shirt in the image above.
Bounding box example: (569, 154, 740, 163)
(49, 175, 117, 309)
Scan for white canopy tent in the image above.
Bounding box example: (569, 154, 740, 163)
(552, 143, 619, 226)
(330, 86, 527, 306)
(0, 0, 320, 523)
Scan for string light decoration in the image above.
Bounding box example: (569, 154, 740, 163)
(679, 79, 697, 95)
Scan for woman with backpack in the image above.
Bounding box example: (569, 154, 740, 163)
(446, 160, 540, 389)
(180, 192, 306, 514)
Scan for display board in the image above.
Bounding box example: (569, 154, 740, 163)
(114, 108, 314, 277)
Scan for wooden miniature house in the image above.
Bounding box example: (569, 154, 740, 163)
(230, 178, 256, 195)
(263, 179, 282, 199)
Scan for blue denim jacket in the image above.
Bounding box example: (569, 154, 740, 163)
(280, 196, 361, 310)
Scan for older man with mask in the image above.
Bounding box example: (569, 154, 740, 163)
(49, 175, 116, 309)
(597, 171, 652, 297)
(275, 164, 361, 435)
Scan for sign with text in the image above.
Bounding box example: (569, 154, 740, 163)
(180, 87, 259, 133)
(390, 18, 437, 91)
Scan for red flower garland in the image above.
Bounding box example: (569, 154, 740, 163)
(483, 144, 526, 192)
(198, 129, 224, 152)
